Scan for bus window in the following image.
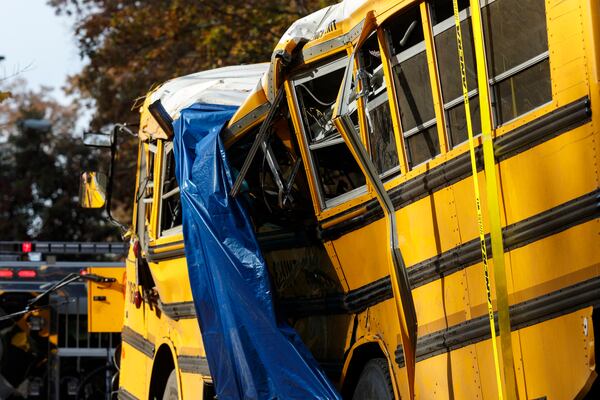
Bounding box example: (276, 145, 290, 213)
(292, 56, 366, 209)
(359, 33, 400, 178)
(385, 5, 440, 169)
(159, 142, 182, 236)
(483, 0, 551, 124)
(136, 141, 157, 241)
(431, 0, 482, 148)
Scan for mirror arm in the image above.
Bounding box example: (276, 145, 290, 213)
(105, 126, 129, 236)
(116, 123, 138, 138)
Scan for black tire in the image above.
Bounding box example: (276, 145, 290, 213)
(162, 370, 178, 400)
(352, 358, 394, 400)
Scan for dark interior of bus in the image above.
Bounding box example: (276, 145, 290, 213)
(226, 104, 345, 314)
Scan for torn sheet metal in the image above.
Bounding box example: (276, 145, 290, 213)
(139, 64, 268, 141)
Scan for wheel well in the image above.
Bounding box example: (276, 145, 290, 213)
(148, 344, 175, 400)
(341, 342, 390, 398)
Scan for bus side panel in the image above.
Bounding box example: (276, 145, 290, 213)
(513, 307, 595, 399)
(120, 341, 150, 398)
(119, 255, 150, 398)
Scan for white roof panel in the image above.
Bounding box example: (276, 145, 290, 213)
(149, 63, 269, 119)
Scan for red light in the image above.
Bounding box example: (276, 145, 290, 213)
(0, 269, 14, 279)
(133, 240, 140, 258)
(17, 269, 37, 279)
(22, 242, 33, 253)
(134, 291, 142, 308)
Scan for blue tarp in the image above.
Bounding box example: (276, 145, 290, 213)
(172, 103, 340, 400)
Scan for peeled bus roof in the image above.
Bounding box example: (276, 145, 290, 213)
(141, 0, 370, 141)
(279, 0, 362, 43)
(150, 63, 269, 119)
(139, 63, 268, 140)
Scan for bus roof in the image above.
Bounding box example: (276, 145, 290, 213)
(139, 63, 268, 140)
(225, 0, 380, 143)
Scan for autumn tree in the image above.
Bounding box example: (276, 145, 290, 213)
(48, 0, 332, 128)
(0, 79, 119, 241)
(42, 0, 332, 230)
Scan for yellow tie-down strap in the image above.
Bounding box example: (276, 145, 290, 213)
(452, 1, 518, 398)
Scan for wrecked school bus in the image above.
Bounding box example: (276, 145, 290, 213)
(80, 0, 600, 398)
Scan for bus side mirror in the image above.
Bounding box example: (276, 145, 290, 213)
(83, 131, 113, 148)
(79, 171, 108, 209)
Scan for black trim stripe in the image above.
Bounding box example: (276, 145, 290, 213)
(494, 97, 592, 160)
(147, 230, 316, 262)
(281, 276, 392, 318)
(409, 188, 600, 288)
(178, 355, 211, 376)
(147, 240, 185, 262)
(320, 97, 591, 240)
(147, 248, 185, 262)
(159, 300, 196, 320)
(150, 240, 185, 250)
(118, 387, 139, 400)
(282, 188, 600, 316)
(121, 326, 155, 359)
(395, 276, 600, 367)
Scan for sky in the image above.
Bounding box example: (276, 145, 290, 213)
(0, 0, 84, 105)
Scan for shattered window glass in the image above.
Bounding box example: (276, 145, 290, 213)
(360, 33, 400, 177)
(159, 143, 182, 235)
(293, 56, 366, 208)
(386, 5, 440, 168)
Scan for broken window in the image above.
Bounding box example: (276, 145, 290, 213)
(359, 33, 400, 178)
(292, 56, 366, 209)
(134, 140, 158, 243)
(159, 142, 182, 236)
(227, 104, 314, 232)
(386, 5, 440, 169)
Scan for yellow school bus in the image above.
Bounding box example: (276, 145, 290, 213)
(116, 64, 270, 400)
(114, 0, 600, 399)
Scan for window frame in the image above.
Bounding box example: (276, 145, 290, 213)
(142, 140, 159, 239)
(157, 140, 183, 238)
(430, 0, 552, 147)
(357, 32, 403, 181)
(383, 7, 442, 170)
(290, 55, 369, 211)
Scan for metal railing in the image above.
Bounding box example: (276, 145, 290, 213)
(47, 293, 119, 399)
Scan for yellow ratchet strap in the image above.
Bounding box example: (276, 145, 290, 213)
(468, 0, 519, 397)
(452, 1, 518, 399)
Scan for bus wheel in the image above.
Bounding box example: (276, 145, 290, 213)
(352, 358, 394, 400)
(162, 370, 178, 400)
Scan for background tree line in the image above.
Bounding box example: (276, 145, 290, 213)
(0, 0, 331, 242)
